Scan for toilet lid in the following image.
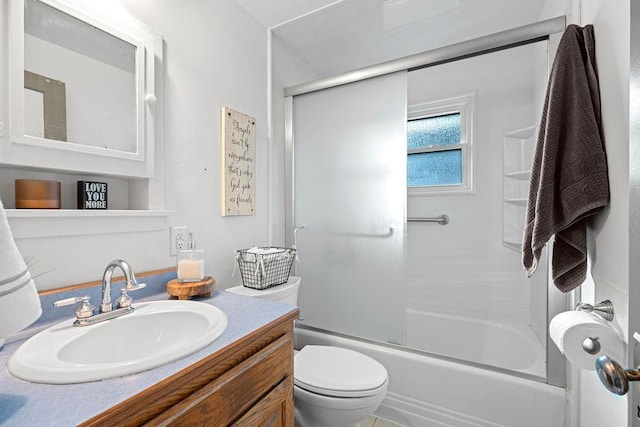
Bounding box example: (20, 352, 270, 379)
(294, 345, 388, 398)
(225, 276, 300, 298)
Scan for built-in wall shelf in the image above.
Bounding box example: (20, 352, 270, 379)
(502, 125, 536, 251)
(0, 166, 164, 211)
(6, 209, 172, 239)
(6, 209, 171, 218)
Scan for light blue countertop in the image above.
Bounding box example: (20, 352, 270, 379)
(0, 288, 296, 426)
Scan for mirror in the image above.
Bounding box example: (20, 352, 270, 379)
(4, 0, 159, 178)
(24, 0, 137, 153)
(24, 70, 67, 141)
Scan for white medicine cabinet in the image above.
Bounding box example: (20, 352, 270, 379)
(0, 0, 165, 217)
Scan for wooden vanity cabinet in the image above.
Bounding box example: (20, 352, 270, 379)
(80, 310, 298, 427)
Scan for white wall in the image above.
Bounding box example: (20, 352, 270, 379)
(269, 33, 320, 246)
(125, 0, 271, 291)
(575, 0, 631, 425)
(2, 0, 271, 291)
(539, 0, 633, 424)
(537, 1, 631, 424)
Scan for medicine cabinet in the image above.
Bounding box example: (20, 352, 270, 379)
(0, 0, 165, 220)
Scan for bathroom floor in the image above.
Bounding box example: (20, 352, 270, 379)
(363, 416, 401, 427)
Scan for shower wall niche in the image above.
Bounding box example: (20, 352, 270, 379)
(503, 125, 536, 250)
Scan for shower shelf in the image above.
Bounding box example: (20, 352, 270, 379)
(504, 198, 528, 206)
(502, 125, 536, 251)
(503, 239, 522, 250)
(504, 171, 531, 180)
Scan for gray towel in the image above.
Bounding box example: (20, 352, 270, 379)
(522, 24, 609, 293)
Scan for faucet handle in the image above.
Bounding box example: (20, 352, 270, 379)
(115, 282, 144, 309)
(54, 296, 95, 320)
(115, 288, 133, 308)
(125, 280, 146, 292)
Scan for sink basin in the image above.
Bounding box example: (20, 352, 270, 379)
(7, 300, 228, 384)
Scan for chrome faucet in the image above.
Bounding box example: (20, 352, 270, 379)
(54, 259, 146, 327)
(100, 259, 146, 313)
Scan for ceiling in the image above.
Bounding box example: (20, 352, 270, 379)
(237, 0, 548, 78)
(234, 0, 339, 29)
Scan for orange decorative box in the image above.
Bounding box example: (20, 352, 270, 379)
(15, 179, 61, 209)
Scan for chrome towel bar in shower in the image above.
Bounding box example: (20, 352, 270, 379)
(407, 215, 449, 225)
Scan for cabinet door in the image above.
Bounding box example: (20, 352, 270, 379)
(148, 334, 293, 426)
(233, 377, 294, 427)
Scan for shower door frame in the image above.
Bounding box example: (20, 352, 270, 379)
(283, 15, 567, 387)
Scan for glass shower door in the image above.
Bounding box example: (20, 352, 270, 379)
(292, 71, 408, 345)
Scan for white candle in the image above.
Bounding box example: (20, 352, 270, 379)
(178, 259, 204, 282)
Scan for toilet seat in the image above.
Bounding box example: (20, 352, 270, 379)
(294, 345, 388, 398)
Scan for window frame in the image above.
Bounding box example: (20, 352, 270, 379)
(407, 91, 476, 196)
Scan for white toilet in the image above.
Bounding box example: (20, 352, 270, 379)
(226, 276, 388, 427)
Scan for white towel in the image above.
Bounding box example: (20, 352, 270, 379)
(0, 198, 42, 340)
(244, 246, 283, 255)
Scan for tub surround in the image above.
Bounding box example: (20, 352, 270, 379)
(406, 309, 546, 377)
(296, 326, 566, 427)
(0, 270, 298, 425)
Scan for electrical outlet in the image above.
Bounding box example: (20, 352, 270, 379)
(170, 226, 188, 256)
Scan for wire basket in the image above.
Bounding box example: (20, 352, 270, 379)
(235, 247, 296, 290)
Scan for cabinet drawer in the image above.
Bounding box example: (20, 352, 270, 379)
(148, 333, 293, 426)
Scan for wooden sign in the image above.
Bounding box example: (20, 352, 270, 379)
(77, 181, 107, 209)
(221, 107, 256, 216)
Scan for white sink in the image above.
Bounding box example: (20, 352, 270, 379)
(7, 300, 228, 384)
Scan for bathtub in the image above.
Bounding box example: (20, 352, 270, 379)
(295, 325, 566, 427)
(406, 309, 546, 377)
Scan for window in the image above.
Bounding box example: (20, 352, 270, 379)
(407, 92, 475, 195)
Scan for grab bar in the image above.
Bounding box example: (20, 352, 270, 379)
(407, 214, 449, 225)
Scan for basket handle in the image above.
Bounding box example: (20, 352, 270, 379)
(255, 258, 266, 278)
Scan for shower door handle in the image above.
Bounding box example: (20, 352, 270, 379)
(293, 224, 305, 263)
(344, 227, 394, 238)
(294, 224, 305, 240)
(293, 224, 305, 247)
(323, 227, 394, 238)
(295, 225, 394, 238)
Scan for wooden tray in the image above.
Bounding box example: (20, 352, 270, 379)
(167, 276, 215, 300)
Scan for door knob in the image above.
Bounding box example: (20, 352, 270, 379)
(595, 355, 640, 395)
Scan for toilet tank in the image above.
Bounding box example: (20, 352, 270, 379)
(226, 276, 300, 306)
